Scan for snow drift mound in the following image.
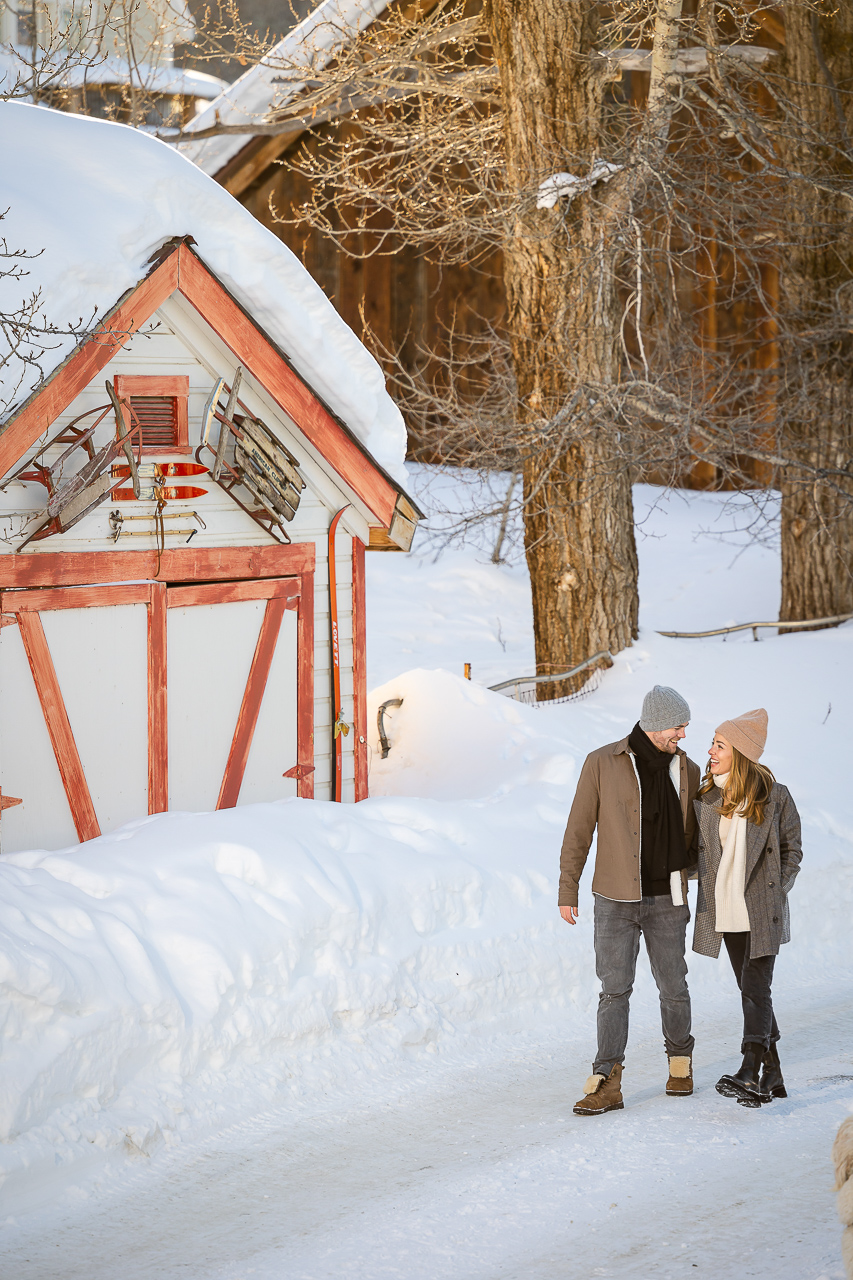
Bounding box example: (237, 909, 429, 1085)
(366, 669, 583, 801)
(0, 790, 583, 1202)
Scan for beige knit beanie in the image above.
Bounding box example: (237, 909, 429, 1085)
(715, 708, 768, 763)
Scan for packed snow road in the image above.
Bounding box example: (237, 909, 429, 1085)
(2, 985, 848, 1280)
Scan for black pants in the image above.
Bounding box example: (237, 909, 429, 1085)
(723, 932, 779, 1053)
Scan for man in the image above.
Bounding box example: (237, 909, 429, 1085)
(560, 685, 701, 1115)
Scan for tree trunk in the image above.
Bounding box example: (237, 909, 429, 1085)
(777, 6, 853, 624)
(484, 0, 638, 696)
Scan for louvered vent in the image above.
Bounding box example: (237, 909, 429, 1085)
(130, 396, 178, 450)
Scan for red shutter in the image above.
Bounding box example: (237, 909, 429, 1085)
(130, 396, 178, 450)
(114, 376, 190, 455)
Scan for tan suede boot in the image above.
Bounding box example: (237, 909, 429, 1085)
(573, 1062, 624, 1116)
(666, 1055, 693, 1096)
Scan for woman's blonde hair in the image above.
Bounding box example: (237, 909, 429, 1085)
(700, 745, 776, 826)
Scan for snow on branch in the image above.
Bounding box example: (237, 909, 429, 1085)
(536, 162, 623, 210)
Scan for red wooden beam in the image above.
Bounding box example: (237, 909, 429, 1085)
(176, 247, 398, 528)
(217, 595, 287, 810)
(2, 584, 151, 612)
(17, 610, 101, 843)
(328, 507, 348, 803)
(0, 542, 315, 589)
(148, 582, 168, 815)
(166, 577, 300, 610)
(114, 375, 189, 396)
(0, 254, 180, 483)
(351, 536, 368, 803)
(297, 568, 315, 799)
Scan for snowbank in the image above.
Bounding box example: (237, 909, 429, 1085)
(0, 102, 408, 484)
(0, 786, 582, 1203)
(1, 475, 851, 1205)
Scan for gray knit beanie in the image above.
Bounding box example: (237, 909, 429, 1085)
(640, 685, 691, 732)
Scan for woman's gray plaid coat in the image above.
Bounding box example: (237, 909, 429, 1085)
(692, 783, 803, 959)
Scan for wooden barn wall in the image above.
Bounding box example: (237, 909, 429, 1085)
(238, 126, 507, 461)
(237, 128, 777, 490)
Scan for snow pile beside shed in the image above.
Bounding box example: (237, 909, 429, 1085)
(0, 786, 586, 1208)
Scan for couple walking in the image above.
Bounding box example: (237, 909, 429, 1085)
(559, 684, 802, 1113)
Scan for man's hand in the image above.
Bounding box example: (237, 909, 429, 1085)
(559, 905, 578, 925)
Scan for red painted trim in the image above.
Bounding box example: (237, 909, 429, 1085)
(17, 610, 101, 842)
(175, 393, 190, 454)
(0, 244, 400, 529)
(217, 595, 287, 810)
(297, 567, 314, 799)
(283, 763, 315, 782)
(114, 375, 190, 397)
(114, 375, 191, 455)
(166, 578, 300, 609)
(351, 536, 368, 802)
(0, 255, 180, 483)
(328, 508, 348, 803)
(176, 247, 398, 527)
(148, 582, 168, 814)
(0, 542, 315, 589)
(0, 788, 23, 813)
(3, 584, 151, 612)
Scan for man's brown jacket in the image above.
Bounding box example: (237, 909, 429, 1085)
(558, 735, 701, 907)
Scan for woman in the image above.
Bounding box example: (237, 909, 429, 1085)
(693, 708, 802, 1106)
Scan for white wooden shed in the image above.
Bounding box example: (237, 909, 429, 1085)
(0, 108, 419, 855)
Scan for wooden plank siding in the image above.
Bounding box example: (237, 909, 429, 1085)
(218, 25, 785, 490)
(236, 126, 507, 463)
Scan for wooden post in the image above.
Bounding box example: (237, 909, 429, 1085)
(148, 581, 168, 814)
(351, 536, 368, 802)
(753, 261, 779, 489)
(328, 507, 349, 802)
(691, 232, 720, 489)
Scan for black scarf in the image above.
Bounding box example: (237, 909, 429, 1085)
(628, 722, 691, 889)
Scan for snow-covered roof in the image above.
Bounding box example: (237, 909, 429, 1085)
(0, 48, 227, 98)
(178, 0, 390, 177)
(0, 101, 408, 485)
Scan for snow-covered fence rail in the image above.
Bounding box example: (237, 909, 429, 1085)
(488, 651, 613, 705)
(657, 611, 853, 641)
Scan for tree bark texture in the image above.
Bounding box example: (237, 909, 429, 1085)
(777, 6, 853, 624)
(484, 0, 639, 696)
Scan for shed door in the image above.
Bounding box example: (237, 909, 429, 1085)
(166, 583, 298, 813)
(0, 577, 303, 856)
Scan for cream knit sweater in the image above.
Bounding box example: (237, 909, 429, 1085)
(714, 774, 750, 932)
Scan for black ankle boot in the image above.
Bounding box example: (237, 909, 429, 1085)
(716, 1043, 766, 1107)
(759, 1042, 787, 1100)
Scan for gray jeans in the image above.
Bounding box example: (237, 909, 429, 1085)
(593, 893, 694, 1075)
